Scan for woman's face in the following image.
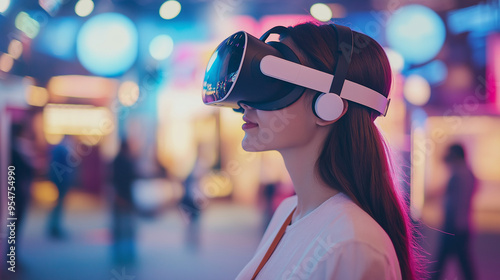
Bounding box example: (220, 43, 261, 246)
(240, 36, 347, 153)
(241, 36, 328, 153)
(241, 93, 320, 152)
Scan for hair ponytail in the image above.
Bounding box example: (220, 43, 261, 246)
(318, 104, 421, 279)
(288, 22, 425, 279)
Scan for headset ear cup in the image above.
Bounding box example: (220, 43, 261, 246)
(313, 93, 344, 121)
(311, 92, 323, 119)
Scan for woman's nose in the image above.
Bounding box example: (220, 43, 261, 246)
(240, 103, 254, 111)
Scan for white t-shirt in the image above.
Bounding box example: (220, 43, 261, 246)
(236, 193, 402, 280)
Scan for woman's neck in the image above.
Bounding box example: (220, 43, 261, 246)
(279, 135, 339, 224)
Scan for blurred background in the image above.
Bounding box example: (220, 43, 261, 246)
(0, 0, 499, 279)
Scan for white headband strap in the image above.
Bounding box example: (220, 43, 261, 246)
(260, 55, 390, 115)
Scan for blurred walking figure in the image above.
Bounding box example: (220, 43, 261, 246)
(432, 143, 477, 280)
(179, 143, 211, 252)
(47, 135, 76, 239)
(111, 139, 138, 265)
(180, 168, 202, 252)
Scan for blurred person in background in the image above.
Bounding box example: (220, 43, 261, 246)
(431, 143, 477, 280)
(179, 143, 211, 252)
(111, 139, 138, 265)
(47, 135, 77, 239)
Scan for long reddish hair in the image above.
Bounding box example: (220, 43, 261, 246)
(287, 22, 425, 279)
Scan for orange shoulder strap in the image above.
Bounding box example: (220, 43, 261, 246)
(251, 207, 296, 280)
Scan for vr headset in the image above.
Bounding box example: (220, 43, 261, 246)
(201, 24, 390, 121)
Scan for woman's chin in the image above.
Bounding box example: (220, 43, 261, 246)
(242, 135, 267, 152)
(242, 141, 258, 152)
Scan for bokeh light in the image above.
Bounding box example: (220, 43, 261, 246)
(8, 39, 23, 59)
(76, 13, 138, 76)
(75, 0, 94, 17)
(329, 3, 346, 18)
(36, 17, 79, 60)
(446, 64, 474, 90)
(201, 173, 233, 198)
(149, 34, 174, 60)
(384, 48, 405, 72)
(26, 85, 49, 107)
(31, 181, 59, 205)
(43, 104, 114, 135)
(0, 53, 14, 72)
(310, 3, 332, 22)
(39, 0, 61, 15)
(407, 60, 448, 85)
(118, 81, 140, 107)
(159, 0, 181, 20)
(0, 0, 10, 14)
(404, 74, 431, 106)
(15, 11, 40, 39)
(386, 4, 446, 64)
(44, 133, 64, 145)
(448, 4, 495, 35)
(48, 75, 119, 98)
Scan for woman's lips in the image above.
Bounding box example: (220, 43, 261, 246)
(242, 116, 258, 130)
(242, 122, 258, 130)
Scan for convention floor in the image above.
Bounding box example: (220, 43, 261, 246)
(2, 192, 262, 280)
(2, 191, 499, 280)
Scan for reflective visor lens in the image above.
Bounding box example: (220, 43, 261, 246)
(202, 32, 245, 104)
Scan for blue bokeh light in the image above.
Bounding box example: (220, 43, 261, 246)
(386, 5, 446, 65)
(36, 17, 79, 60)
(411, 108, 428, 126)
(448, 4, 495, 35)
(346, 12, 385, 44)
(76, 13, 138, 76)
(406, 60, 448, 85)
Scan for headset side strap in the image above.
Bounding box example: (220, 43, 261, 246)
(260, 55, 388, 114)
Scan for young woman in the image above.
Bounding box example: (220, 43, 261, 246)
(203, 22, 423, 279)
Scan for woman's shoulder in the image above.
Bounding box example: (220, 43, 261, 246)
(266, 195, 297, 228)
(306, 193, 401, 279)
(276, 194, 298, 213)
(269, 192, 396, 255)
(318, 193, 399, 262)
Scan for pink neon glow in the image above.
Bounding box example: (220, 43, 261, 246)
(486, 33, 500, 112)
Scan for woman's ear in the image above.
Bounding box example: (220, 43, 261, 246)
(315, 99, 348, 126)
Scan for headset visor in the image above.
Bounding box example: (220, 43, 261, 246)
(202, 32, 245, 105)
(201, 30, 305, 111)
